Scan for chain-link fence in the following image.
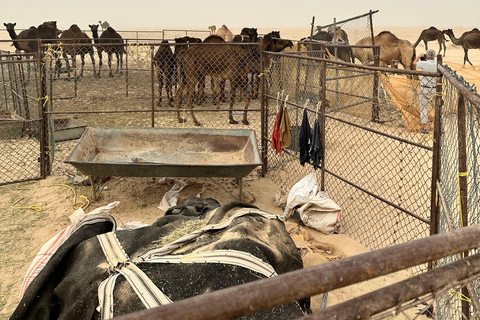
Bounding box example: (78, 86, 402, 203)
(0, 52, 43, 185)
(434, 64, 480, 320)
(4, 24, 480, 318)
(264, 49, 432, 258)
(37, 39, 265, 177)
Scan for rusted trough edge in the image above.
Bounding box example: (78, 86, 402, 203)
(113, 224, 480, 320)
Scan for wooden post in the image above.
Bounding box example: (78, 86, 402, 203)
(458, 93, 470, 318)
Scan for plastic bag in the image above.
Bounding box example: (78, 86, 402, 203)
(157, 179, 188, 212)
(297, 195, 341, 234)
(282, 173, 318, 218)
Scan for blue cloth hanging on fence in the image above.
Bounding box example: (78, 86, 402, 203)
(310, 118, 322, 170)
(299, 109, 312, 166)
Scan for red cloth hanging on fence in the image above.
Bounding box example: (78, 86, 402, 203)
(271, 108, 283, 154)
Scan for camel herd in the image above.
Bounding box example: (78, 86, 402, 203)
(3, 22, 480, 126)
(3, 21, 126, 79)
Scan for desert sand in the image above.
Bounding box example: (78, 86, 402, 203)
(2, 24, 479, 319)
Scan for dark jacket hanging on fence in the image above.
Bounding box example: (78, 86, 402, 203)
(310, 118, 322, 170)
(299, 109, 312, 165)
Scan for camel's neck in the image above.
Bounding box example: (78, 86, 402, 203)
(7, 29, 17, 40)
(7, 29, 23, 50)
(446, 32, 461, 45)
(91, 30, 99, 41)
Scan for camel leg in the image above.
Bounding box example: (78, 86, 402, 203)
(220, 79, 226, 103)
(166, 66, 174, 107)
(107, 53, 114, 77)
(240, 75, 251, 125)
(119, 52, 124, 74)
(62, 52, 71, 79)
(80, 54, 85, 78)
(157, 70, 164, 106)
(464, 48, 472, 65)
(174, 77, 188, 123)
(97, 51, 102, 77)
(89, 51, 97, 78)
(187, 79, 200, 126)
(229, 76, 239, 125)
(212, 77, 222, 109)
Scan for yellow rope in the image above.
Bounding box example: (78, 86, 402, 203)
(458, 171, 468, 228)
(258, 69, 270, 77)
(448, 288, 471, 303)
(11, 181, 90, 212)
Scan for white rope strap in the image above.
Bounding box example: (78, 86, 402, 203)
(118, 264, 173, 307)
(98, 274, 120, 320)
(97, 209, 281, 319)
(97, 232, 172, 320)
(135, 208, 279, 261)
(138, 249, 278, 278)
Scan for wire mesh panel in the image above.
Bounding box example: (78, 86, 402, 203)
(0, 54, 43, 185)
(264, 51, 433, 269)
(40, 40, 264, 176)
(435, 65, 480, 320)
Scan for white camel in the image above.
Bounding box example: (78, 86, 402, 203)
(98, 20, 110, 31)
(208, 24, 233, 42)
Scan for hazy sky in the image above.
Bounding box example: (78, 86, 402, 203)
(2, 0, 479, 31)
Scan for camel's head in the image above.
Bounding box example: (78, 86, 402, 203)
(89, 24, 99, 33)
(4, 22, 16, 31)
(443, 29, 453, 36)
(208, 25, 216, 33)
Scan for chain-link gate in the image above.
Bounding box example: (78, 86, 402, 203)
(0, 52, 43, 185)
(434, 64, 480, 320)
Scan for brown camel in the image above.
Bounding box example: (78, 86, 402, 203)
(352, 31, 416, 73)
(4, 21, 59, 54)
(153, 40, 175, 107)
(240, 28, 258, 42)
(413, 26, 448, 57)
(174, 37, 279, 126)
(58, 24, 96, 78)
(4, 23, 37, 53)
(89, 24, 125, 77)
(208, 25, 233, 42)
(443, 28, 480, 65)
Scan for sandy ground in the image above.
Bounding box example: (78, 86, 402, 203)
(2, 24, 478, 319)
(0, 172, 430, 319)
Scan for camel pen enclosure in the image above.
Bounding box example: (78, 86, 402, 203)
(0, 29, 480, 319)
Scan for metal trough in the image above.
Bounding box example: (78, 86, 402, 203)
(65, 127, 263, 200)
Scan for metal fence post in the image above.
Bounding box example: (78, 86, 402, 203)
(150, 44, 155, 127)
(320, 59, 327, 191)
(458, 93, 470, 318)
(38, 40, 50, 177)
(372, 48, 380, 122)
(260, 43, 267, 176)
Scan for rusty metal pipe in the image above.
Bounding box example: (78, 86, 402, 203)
(114, 224, 480, 320)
